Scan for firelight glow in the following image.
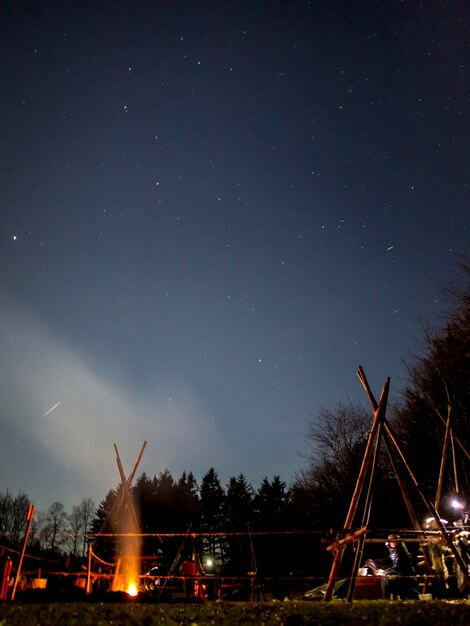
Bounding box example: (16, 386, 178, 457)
(127, 583, 138, 597)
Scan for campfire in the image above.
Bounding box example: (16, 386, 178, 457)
(99, 443, 147, 598)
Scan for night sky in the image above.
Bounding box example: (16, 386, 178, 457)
(1, 1, 468, 511)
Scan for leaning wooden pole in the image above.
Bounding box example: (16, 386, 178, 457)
(383, 420, 470, 589)
(435, 405, 452, 511)
(126, 440, 148, 486)
(86, 544, 93, 594)
(359, 367, 434, 576)
(98, 441, 147, 535)
(323, 371, 389, 601)
(435, 407, 470, 462)
(11, 504, 35, 601)
(114, 444, 140, 530)
(450, 424, 460, 495)
(346, 420, 383, 603)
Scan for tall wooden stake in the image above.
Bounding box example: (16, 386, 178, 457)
(435, 406, 452, 510)
(323, 374, 389, 601)
(11, 504, 35, 601)
(86, 543, 93, 594)
(359, 368, 433, 574)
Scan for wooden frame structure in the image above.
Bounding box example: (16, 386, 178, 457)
(323, 367, 470, 601)
(87, 441, 147, 593)
(97, 441, 147, 537)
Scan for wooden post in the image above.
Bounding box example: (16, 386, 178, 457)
(346, 426, 382, 603)
(0, 556, 12, 601)
(435, 406, 452, 510)
(86, 543, 93, 594)
(359, 367, 434, 575)
(323, 374, 389, 601)
(11, 504, 35, 601)
(435, 407, 470, 462)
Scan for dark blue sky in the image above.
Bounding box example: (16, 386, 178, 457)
(1, 1, 468, 511)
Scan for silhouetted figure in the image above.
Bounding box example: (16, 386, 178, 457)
(180, 556, 199, 598)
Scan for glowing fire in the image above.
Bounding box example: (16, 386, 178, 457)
(127, 582, 138, 597)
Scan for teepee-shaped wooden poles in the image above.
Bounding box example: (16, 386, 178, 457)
(323, 368, 470, 601)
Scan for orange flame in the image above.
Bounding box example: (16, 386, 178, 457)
(127, 582, 138, 597)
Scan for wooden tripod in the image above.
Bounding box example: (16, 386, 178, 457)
(98, 441, 147, 536)
(323, 368, 470, 601)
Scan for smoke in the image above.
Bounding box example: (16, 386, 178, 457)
(0, 294, 225, 511)
(110, 482, 142, 594)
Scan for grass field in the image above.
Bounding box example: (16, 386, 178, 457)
(1, 599, 470, 625)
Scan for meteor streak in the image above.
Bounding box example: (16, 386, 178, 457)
(40, 401, 61, 419)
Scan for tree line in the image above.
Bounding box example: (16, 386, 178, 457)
(0, 492, 95, 559)
(1, 262, 469, 576)
(299, 262, 470, 532)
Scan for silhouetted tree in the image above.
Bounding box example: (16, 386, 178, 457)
(40, 501, 68, 555)
(254, 476, 289, 531)
(0, 490, 31, 549)
(68, 498, 95, 558)
(252, 476, 293, 577)
(79, 497, 95, 558)
(91, 488, 118, 559)
(69, 505, 82, 558)
(300, 403, 371, 526)
(199, 468, 226, 569)
(176, 471, 200, 527)
(225, 474, 254, 574)
(393, 262, 470, 515)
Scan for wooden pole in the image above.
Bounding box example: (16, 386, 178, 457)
(97, 441, 147, 535)
(359, 367, 434, 575)
(0, 557, 12, 601)
(383, 420, 470, 588)
(346, 422, 383, 603)
(323, 373, 389, 601)
(86, 543, 93, 594)
(11, 504, 35, 601)
(450, 422, 460, 495)
(114, 444, 140, 529)
(435, 407, 470, 462)
(435, 405, 452, 510)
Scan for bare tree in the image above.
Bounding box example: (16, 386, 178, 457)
(67, 498, 95, 557)
(0, 490, 31, 549)
(304, 402, 371, 470)
(79, 498, 95, 557)
(68, 505, 82, 558)
(41, 501, 69, 554)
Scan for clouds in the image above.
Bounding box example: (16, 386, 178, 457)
(0, 293, 225, 510)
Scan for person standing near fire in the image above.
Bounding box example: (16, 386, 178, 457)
(180, 555, 199, 598)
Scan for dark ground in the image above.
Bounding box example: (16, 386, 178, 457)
(1, 600, 470, 626)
